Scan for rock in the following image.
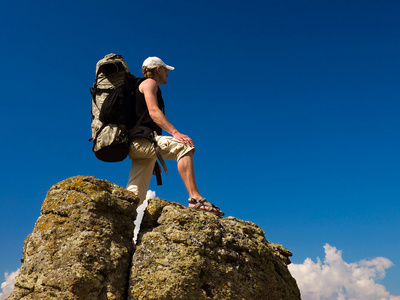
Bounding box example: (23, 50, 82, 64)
(8, 176, 300, 300)
(8, 176, 139, 300)
(129, 198, 300, 300)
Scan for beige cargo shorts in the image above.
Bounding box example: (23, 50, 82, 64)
(127, 134, 195, 203)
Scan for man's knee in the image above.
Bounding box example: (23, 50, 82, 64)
(178, 148, 194, 161)
(185, 148, 194, 157)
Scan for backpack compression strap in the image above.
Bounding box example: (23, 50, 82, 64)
(147, 132, 169, 176)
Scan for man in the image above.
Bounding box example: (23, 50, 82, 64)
(127, 57, 224, 216)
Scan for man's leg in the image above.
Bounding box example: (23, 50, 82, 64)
(127, 157, 157, 205)
(177, 150, 202, 200)
(177, 151, 223, 214)
(127, 138, 158, 204)
(156, 135, 223, 214)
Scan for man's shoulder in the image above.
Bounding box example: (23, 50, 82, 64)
(139, 78, 158, 93)
(140, 77, 157, 86)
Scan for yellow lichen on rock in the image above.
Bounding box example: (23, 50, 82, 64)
(8, 176, 299, 300)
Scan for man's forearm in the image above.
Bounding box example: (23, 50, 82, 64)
(149, 108, 194, 146)
(149, 109, 178, 136)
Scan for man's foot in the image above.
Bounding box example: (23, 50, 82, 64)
(188, 198, 225, 216)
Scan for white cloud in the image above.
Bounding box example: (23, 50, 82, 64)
(0, 270, 19, 300)
(133, 190, 156, 243)
(288, 244, 400, 300)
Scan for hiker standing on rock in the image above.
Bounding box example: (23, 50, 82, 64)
(126, 57, 224, 216)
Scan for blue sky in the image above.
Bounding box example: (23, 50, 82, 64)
(1, 0, 399, 298)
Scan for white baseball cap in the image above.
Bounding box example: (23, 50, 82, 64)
(142, 56, 175, 71)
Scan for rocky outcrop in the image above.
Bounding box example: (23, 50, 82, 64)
(8, 176, 300, 300)
(8, 176, 138, 300)
(131, 198, 300, 299)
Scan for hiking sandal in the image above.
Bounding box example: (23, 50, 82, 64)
(188, 198, 225, 216)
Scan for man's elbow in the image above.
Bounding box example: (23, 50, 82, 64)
(148, 109, 161, 121)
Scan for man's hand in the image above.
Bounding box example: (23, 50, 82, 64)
(173, 132, 194, 147)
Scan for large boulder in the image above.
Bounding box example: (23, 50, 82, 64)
(8, 176, 138, 300)
(129, 198, 300, 300)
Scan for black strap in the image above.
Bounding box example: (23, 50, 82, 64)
(154, 161, 162, 186)
(155, 145, 168, 174)
(147, 132, 168, 175)
(91, 86, 116, 95)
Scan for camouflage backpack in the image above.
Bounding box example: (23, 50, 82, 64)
(89, 54, 145, 162)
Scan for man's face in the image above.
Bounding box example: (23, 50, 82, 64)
(157, 67, 169, 85)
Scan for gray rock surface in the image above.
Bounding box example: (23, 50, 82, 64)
(8, 176, 300, 300)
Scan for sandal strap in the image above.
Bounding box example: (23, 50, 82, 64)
(189, 198, 205, 209)
(188, 198, 221, 210)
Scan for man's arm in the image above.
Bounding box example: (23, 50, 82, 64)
(140, 79, 194, 146)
